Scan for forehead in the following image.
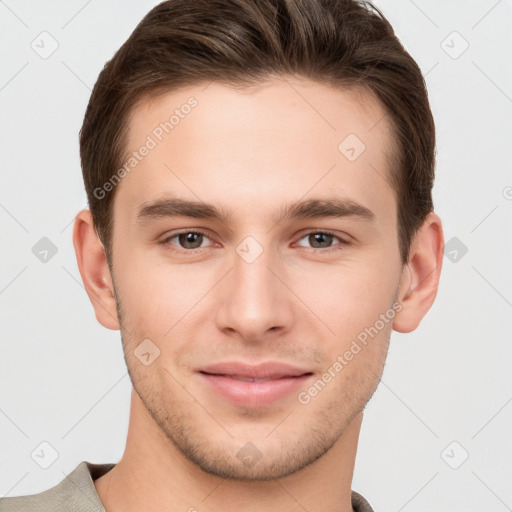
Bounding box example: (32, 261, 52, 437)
(116, 77, 396, 228)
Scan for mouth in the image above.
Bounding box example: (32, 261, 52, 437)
(197, 361, 314, 407)
(203, 375, 306, 382)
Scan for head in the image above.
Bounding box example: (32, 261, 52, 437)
(74, 0, 443, 481)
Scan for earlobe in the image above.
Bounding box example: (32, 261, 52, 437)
(72, 209, 120, 330)
(393, 212, 444, 333)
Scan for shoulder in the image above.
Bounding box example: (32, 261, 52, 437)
(352, 489, 376, 512)
(0, 461, 115, 512)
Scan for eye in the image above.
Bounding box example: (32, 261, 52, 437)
(160, 229, 350, 254)
(161, 230, 213, 251)
(295, 231, 349, 251)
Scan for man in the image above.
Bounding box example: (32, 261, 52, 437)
(1, 0, 443, 510)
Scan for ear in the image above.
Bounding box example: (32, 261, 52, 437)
(393, 211, 444, 333)
(72, 209, 120, 330)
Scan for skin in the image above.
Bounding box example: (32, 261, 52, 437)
(73, 76, 444, 512)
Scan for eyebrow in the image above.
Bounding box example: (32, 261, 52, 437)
(136, 196, 375, 225)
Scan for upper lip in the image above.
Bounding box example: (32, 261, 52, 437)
(198, 361, 312, 379)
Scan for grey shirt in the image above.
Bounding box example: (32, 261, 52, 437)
(0, 461, 376, 511)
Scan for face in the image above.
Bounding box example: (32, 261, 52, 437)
(108, 77, 404, 480)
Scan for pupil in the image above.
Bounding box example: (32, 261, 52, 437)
(180, 233, 201, 248)
(312, 233, 331, 248)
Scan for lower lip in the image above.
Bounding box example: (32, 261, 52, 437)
(198, 372, 313, 408)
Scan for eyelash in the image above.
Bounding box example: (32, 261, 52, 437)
(160, 229, 350, 254)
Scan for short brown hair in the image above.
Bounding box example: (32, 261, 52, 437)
(79, 0, 435, 266)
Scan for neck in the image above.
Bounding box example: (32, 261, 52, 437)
(94, 389, 362, 512)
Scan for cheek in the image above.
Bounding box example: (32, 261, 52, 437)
(113, 250, 215, 338)
(290, 256, 400, 331)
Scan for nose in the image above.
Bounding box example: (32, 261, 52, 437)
(214, 239, 295, 343)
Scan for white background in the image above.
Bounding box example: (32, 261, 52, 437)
(1, 1, 511, 511)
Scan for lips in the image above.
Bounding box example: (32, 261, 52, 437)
(199, 361, 310, 379)
(219, 376, 281, 382)
(197, 361, 313, 407)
